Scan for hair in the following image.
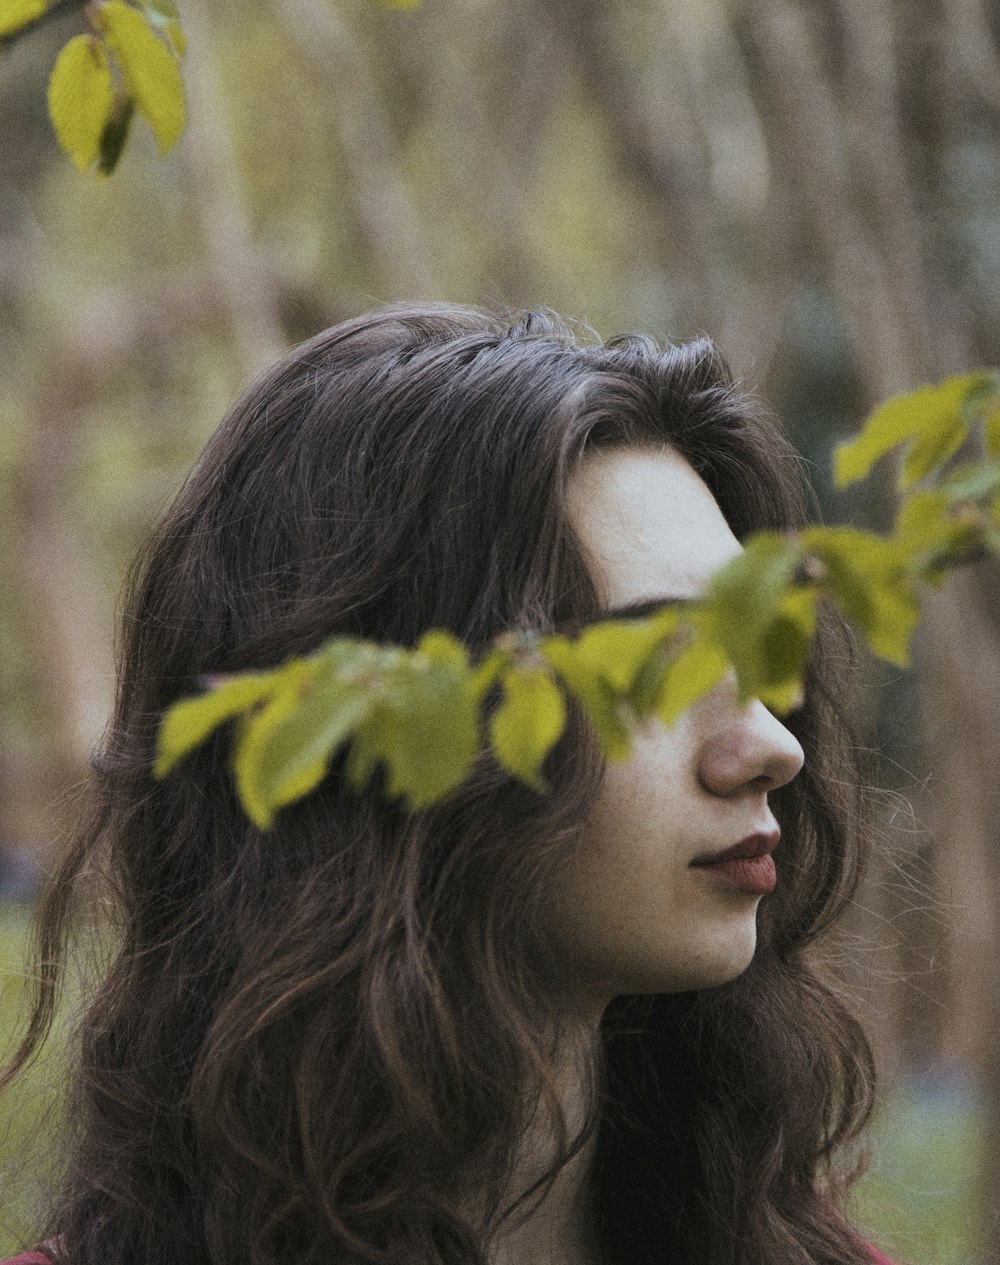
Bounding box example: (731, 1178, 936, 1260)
(5, 303, 878, 1265)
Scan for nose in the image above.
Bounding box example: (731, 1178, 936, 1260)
(696, 697, 805, 799)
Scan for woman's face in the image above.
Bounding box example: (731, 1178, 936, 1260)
(549, 445, 805, 1017)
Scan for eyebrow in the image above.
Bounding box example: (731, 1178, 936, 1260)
(598, 595, 699, 621)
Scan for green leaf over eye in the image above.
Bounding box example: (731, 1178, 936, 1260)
(490, 666, 566, 791)
(655, 635, 730, 727)
(703, 533, 805, 702)
(541, 636, 633, 760)
(572, 609, 679, 694)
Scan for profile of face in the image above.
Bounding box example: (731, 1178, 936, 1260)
(547, 446, 805, 1019)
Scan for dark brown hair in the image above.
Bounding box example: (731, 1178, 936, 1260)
(5, 304, 877, 1265)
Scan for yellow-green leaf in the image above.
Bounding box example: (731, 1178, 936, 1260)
(900, 414, 969, 489)
(746, 585, 816, 712)
(246, 642, 376, 820)
(803, 526, 919, 665)
(348, 639, 479, 808)
(100, 0, 185, 153)
(656, 635, 730, 727)
(541, 636, 632, 760)
(490, 666, 566, 791)
(703, 533, 803, 700)
(154, 668, 282, 778)
(0, 0, 45, 38)
(835, 373, 989, 489)
(574, 610, 678, 694)
(416, 628, 470, 671)
(47, 35, 116, 172)
(233, 659, 324, 829)
(471, 648, 510, 699)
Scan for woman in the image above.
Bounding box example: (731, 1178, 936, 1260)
(2, 304, 898, 1264)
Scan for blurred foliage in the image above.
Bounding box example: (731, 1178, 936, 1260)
(154, 373, 1000, 826)
(4, 0, 186, 174)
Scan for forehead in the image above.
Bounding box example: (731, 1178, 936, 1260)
(565, 445, 742, 608)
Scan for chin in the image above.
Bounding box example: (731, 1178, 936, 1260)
(657, 923, 760, 993)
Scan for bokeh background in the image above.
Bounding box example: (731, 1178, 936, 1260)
(3, 0, 1000, 1260)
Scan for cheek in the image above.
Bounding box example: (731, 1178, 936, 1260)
(540, 727, 698, 980)
(589, 717, 698, 840)
(539, 719, 765, 1003)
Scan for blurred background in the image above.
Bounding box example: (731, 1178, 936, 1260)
(2, 0, 1000, 1260)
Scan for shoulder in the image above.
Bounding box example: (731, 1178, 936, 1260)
(867, 1247, 900, 1265)
(0, 1254, 55, 1265)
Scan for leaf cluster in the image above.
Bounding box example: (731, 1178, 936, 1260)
(153, 373, 1000, 827)
(2, 0, 186, 174)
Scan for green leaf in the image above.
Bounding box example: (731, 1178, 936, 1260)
(0, 0, 45, 38)
(655, 634, 730, 727)
(835, 373, 990, 489)
(489, 666, 566, 791)
(803, 526, 919, 665)
(573, 610, 678, 694)
(154, 668, 283, 778)
(98, 94, 135, 175)
(47, 35, 116, 172)
(348, 633, 479, 808)
(703, 533, 803, 700)
(240, 642, 376, 823)
(100, 0, 185, 153)
(755, 587, 816, 712)
(471, 647, 510, 699)
(894, 491, 972, 576)
(541, 636, 633, 760)
(901, 414, 969, 488)
(233, 659, 326, 829)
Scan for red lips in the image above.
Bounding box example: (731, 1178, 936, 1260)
(689, 832, 781, 895)
(689, 830, 780, 868)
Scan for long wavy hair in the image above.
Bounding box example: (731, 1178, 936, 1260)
(4, 303, 877, 1265)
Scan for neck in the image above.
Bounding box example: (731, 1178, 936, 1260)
(487, 1019, 604, 1265)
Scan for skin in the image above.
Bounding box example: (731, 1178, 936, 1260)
(491, 444, 804, 1265)
(546, 443, 806, 1018)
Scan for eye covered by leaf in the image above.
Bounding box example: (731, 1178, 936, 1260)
(153, 371, 1000, 825)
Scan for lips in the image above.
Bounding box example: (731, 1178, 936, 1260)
(689, 831, 780, 868)
(688, 832, 781, 895)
